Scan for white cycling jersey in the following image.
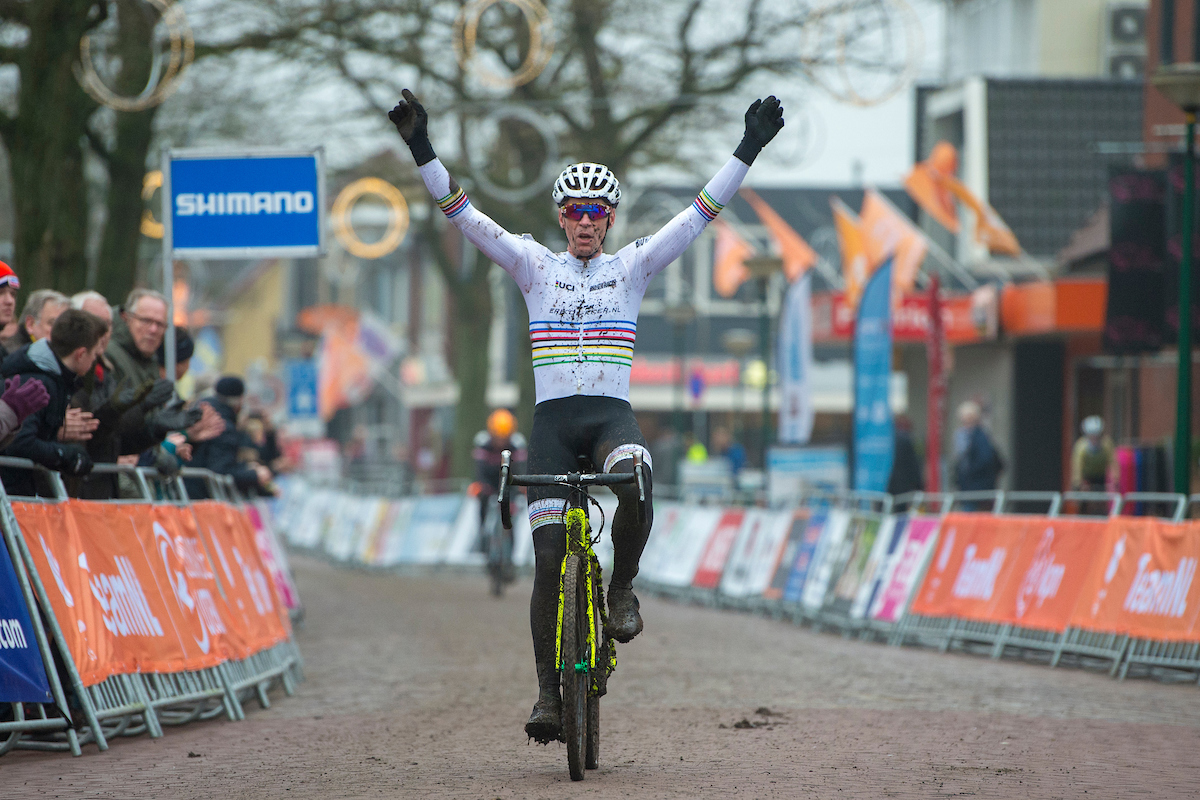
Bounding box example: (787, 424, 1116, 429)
(418, 155, 750, 404)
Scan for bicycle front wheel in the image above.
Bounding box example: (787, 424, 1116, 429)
(561, 553, 589, 781)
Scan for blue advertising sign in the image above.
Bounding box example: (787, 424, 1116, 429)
(852, 258, 895, 492)
(285, 359, 319, 420)
(166, 149, 324, 259)
(0, 538, 53, 703)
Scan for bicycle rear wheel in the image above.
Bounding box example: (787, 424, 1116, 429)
(561, 554, 588, 781)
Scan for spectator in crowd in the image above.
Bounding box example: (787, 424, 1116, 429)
(0, 309, 109, 496)
(108, 288, 169, 390)
(952, 400, 1004, 494)
(710, 426, 746, 477)
(0, 376, 49, 449)
(184, 376, 272, 498)
(1071, 415, 1115, 492)
(888, 415, 925, 496)
(2, 289, 69, 354)
(245, 410, 285, 473)
(0, 262, 22, 362)
(64, 292, 158, 498)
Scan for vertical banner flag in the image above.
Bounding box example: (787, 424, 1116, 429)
(853, 258, 895, 492)
(860, 188, 929, 296)
(712, 219, 755, 298)
(926, 274, 946, 492)
(778, 273, 814, 444)
(832, 197, 870, 310)
(740, 188, 819, 282)
(0, 536, 53, 703)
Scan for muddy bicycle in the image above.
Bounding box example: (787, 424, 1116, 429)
(497, 449, 648, 781)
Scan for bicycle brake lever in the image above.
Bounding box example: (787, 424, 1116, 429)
(498, 450, 513, 530)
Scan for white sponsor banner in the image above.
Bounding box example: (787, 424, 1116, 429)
(719, 510, 793, 598)
(801, 509, 852, 611)
(650, 506, 725, 587)
(778, 273, 814, 444)
(849, 515, 900, 619)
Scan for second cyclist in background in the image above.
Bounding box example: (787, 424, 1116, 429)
(474, 409, 526, 592)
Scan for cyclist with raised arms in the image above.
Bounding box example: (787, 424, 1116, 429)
(389, 89, 784, 743)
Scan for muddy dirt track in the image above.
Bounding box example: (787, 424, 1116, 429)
(7, 554, 1200, 798)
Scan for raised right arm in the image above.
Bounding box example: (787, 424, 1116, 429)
(416, 158, 532, 280)
(390, 90, 536, 286)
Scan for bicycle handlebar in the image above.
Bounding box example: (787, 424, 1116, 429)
(497, 448, 647, 531)
(509, 472, 637, 487)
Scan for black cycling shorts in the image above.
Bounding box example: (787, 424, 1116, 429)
(525, 395, 651, 511)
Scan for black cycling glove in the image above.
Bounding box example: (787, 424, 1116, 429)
(734, 96, 785, 165)
(148, 405, 203, 440)
(388, 89, 436, 166)
(55, 444, 93, 477)
(141, 378, 175, 411)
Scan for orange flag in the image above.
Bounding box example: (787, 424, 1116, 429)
(904, 141, 960, 233)
(831, 197, 870, 310)
(860, 188, 929, 295)
(739, 188, 818, 282)
(317, 318, 372, 420)
(942, 176, 1022, 256)
(712, 219, 756, 298)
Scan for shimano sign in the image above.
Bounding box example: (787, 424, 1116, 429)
(165, 148, 325, 259)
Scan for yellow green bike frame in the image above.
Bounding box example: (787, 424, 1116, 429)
(554, 506, 615, 686)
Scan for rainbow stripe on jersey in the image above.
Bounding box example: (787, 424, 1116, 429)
(692, 188, 723, 221)
(529, 319, 637, 369)
(436, 186, 470, 218)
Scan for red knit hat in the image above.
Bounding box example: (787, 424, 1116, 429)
(0, 261, 19, 290)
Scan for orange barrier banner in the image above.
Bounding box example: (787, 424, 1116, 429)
(17, 499, 290, 686)
(190, 501, 291, 653)
(998, 517, 1107, 631)
(1070, 518, 1200, 641)
(909, 513, 1027, 622)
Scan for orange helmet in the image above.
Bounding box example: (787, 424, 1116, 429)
(487, 408, 516, 439)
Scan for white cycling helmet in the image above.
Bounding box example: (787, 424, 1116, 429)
(1082, 415, 1104, 436)
(552, 162, 621, 206)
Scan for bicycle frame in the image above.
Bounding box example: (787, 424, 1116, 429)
(496, 450, 647, 677)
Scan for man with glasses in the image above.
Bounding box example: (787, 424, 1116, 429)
(390, 89, 784, 743)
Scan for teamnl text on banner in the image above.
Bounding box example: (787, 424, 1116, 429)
(0, 532, 53, 703)
(1071, 517, 1200, 641)
(19, 500, 290, 686)
(910, 514, 1113, 633)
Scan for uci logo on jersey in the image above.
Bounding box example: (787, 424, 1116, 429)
(555, 280, 576, 291)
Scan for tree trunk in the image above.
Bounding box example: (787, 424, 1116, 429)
(95, 0, 160, 302)
(2, 0, 100, 293)
(447, 253, 493, 479)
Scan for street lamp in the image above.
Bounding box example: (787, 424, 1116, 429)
(664, 301, 696, 438)
(1152, 63, 1200, 493)
(743, 255, 784, 467)
(723, 328, 757, 445)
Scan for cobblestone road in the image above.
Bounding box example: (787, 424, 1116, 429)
(7, 554, 1200, 798)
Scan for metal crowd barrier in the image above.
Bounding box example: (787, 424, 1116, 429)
(634, 486, 1200, 687)
(0, 458, 303, 756)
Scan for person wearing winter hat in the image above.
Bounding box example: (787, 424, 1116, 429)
(183, 375, 271, 499)
(0, 261, 21, 362)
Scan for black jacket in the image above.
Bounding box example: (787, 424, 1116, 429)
(183, 396, 258, 498)
(0, 339, 82, 496)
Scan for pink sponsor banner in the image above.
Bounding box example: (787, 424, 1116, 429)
(246, 502, 301, 611)
(869, 516, 941, 623)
